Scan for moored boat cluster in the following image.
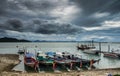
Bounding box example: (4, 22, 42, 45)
(23, 50, 100, 72)
(16, 41, 120, 72)
(77, 42, 120, 58)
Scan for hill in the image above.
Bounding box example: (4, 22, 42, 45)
(0, 37, 30, 42)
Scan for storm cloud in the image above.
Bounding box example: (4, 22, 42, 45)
(0, 19, 82, 34)
(71, 0, 120, 26)
(0, 0, 120, 41)
(0, 0, 8, 15)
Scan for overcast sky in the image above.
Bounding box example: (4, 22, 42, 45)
(0, 0, 120, 41)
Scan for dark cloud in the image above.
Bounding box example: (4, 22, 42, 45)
(0, 0, 120, 41)
(72, 0, 119, 15)
(100, 28, 120, 33)
(0, 19, 82, 34)
(73, 0, 105, 15)
(30, 19, 82, 34)
(21, 0, 56, 11)
(0, 19, 23, 31)
(0, 0, 76, 20)
(0, 0, 8, 15)
(74, 17, 102, 27)
(0, 29, 6, 38)
(0, 29, 5, 33)
(36, 23, 79, 34)
(6, 19, 23, 30)
(100, 0, 120, 14)
(70, 0, 120, 26)
(1, 0, 119, 26)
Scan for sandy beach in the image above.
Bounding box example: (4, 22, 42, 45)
(0, 54, 120, 76)
(0, 54, 20, 72)
(1, 69, 120, 76)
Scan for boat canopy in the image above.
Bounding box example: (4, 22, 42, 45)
(25, 53, 34, 58)
(37, 50, 42, 53)
(45, 52, 56, 57)
(56, 52, 63, 55)
(37, 56, 46, 61)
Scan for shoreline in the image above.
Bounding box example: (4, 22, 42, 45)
(1, 69, 120, 76)
(0, 54, 120, 76)
(0, 54, 20, 72)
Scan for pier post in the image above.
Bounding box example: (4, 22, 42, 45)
(92, 40, 94, 47)
(70, 62, 73, 70)
(90, 59, 93, 69)
(53, 62, 56, 70)
(108, 45, 110, 52)
(80, 61, 82, 68)
(99, 42, 101, 52)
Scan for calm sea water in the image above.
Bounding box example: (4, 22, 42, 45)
(0, 42, 120, 71)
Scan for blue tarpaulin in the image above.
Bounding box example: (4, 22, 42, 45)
(45, 52, 56, 56)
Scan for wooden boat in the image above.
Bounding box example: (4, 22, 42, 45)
(36, 51, 54, 64)
(18, 48, 25, 54)
(36, 51, 100, 71)
(24, 52, 39, 71)
(77, 45, 94, 50)
(82, 42, 101, 55)
(36, 51, 55, 71)
(54, 52, 100, 69)
(103, 45, 120, 58)
(83, 49, 100, 55)
(17, 47, 27, 54)
(77, 40, 95, 50)
(103, 52, 119, 58)
(103, 50, 120, 58)
(37, 56, 54, 65)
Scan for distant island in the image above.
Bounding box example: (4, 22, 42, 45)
(0, 37, 77, 42)
(0, 37, 118, 43)
(0, 37, 30, 42)
(0, 37, 76, 42)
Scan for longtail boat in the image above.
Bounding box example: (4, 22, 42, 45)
(77, 40, 95, 50)
(24, 52, 39, 71)
(103, 52, 120, 58)
(53, 51, 100, 70)
(36, 51, 55, 71)
(36, 51, 100, 71)
(103, 45, 120, 59)
(83, 49, 100, 55)
(81, 42, 101, 55)
(18, 48, 25, 54)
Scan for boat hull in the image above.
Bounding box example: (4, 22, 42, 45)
(83, 50, 100, 55)
(77, 46, 95, 50)
(103, 53, 119, 58)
